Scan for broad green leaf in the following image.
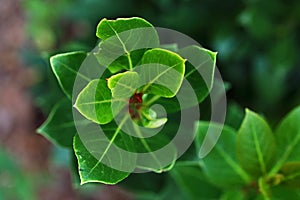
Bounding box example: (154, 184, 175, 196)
(37, 98, 76, 148)
(50, 51, 88, 99)
(280, 162, 300, 187)
(74, 79, 126, 124)
(270, 106, 300, 175)
(170, 162, 221, 200)
(107, 71, 139, 98)
(73, 133, 131, 185)
(237, 109, 276, 177)
(95, 17, 159, 73)
(139, 48, 185, 98)
(195, 121, 251, 188)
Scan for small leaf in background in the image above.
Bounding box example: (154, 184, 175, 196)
(274, 106, 300, 165)
(73, 133, 131, 185)
(74, 79, 125, 124)
(37, 98, 76, 148)
(195, 122, 251, 188)
(139, 48, 185, 98)
(107, 71, 139, 98)
(95, 17, 159, 73)
(236, 109, 276, 177)
(50, 51, 88, 99)
(170, 162, 221, 200)
(280, 162, 300, 188)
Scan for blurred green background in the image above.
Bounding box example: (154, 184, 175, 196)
(0, 0, 299, 199)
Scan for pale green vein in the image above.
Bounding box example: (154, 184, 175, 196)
(251, 123, 267, 174)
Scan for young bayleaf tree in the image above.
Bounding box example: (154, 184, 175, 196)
(38, 17, 217, 185)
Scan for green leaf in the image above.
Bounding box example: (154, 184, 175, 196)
(73, 133, 131, 185)
(107, 71, 139, 98)
(280, 162, 300, 187)
(269, 106, 300, 176)
(236, 109, 276, 177)
(37, 98, 76, 148)
(50, 51, 88, 99)
(170, 162, 221, 200)
(95, 17, 159, 73)
(139, 48, 185, 98)
(195, 121, 251, 188)
(74, 79, 126, 124)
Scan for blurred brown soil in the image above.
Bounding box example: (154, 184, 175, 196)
(0, 1, 132, 199)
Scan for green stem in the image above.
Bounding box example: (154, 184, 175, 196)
(259, 177, 271, 200)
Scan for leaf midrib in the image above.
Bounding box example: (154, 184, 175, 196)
(251, 122, 267, 174)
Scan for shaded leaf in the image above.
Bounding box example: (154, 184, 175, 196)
(179, 45, 217, 103)
(237, 109, 276, 177)
(37, 98, 76, 148)
(73, 133, 131, 185)
(50, 51, 88, 99)
(156, 46, 217, 112)
(170, 162, 221, 200)
(280, 162, 300, 188)
(195, 121, 251, 188)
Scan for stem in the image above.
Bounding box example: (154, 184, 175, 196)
(258, 178, 271, 200)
